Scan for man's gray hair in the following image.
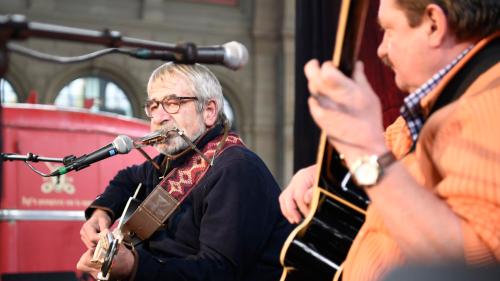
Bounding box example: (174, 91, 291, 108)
(147, 62, 228, 126)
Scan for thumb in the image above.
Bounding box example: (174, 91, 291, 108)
(353, 61, 379, 105)
(353, 61, 370, 89)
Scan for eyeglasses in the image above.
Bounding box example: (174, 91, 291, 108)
(144, 96, 198, 118)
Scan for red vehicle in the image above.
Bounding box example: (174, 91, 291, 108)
(0, 104, 154, 280)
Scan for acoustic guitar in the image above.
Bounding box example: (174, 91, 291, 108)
(280, 0, 369, 280)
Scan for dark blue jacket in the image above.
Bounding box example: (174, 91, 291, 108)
(86, 125, 292, 281)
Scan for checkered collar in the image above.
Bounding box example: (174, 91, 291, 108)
(400, 45, 473, 143)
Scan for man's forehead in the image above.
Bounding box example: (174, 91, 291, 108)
(377, 0, 406, 27)
(149, 75, 186, 88)
(146, 93, 177, 100)
(147, 78, 191, 97)
(377, 0, 390, 22)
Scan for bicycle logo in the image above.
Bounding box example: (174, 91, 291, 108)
(40, 162, 76, 194)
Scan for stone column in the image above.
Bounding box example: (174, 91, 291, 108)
(251, 0, 283, 182)
(281, 0, 295, 185)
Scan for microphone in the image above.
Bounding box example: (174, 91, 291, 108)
(132, 41, 249, 70)
(50, 135, 133, 176)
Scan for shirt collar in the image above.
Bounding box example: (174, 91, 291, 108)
(400, 45, 474, 142)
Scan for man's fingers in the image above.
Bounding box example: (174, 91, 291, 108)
(280, 165, 318, 224)
(304, 188, 314, 204)
(76, 249, 99, 273)
(294, 185, 310, 219)
(81, 236, 96, 249)
(304, 59, 321, 95)
(304, 59, 321, 81)
(308, 97, 329, 131)
(80, 223, 100, 248)
(80, 211, 112, 249)
(353, 61, 368, 85)
(287, 197, 303, 224)
(279, 191, 302, 224)
(278, 192, 293, 223)
(294, 166, 315, 217)
(279, 193, 290, 222)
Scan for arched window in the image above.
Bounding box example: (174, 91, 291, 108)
(55, 76, 132, 116)
(0, 78, 19, 104)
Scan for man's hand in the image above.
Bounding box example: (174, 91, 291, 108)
(80, 209, 112, 249)
(76, 244, 135, 280)
(76, 248, 101, 279)
(279, 165, 316, 224)
(305, 60, 388, 165)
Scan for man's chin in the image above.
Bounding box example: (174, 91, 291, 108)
(155, 144, 175, 155)
(155, 143, 187, 156)
(394, 76, 411, 93)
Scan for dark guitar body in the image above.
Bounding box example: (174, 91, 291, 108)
(280, 143, 369, 281)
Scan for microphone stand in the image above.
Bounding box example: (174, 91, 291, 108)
(1, 152, 65, 163)
(0, 152, 78, 177)
(0, 14, 199, 77)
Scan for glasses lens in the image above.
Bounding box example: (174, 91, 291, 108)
(162, 98, 181, 114)
(144, 100, 158, 117)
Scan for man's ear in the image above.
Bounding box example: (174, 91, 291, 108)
(424, 4, 449, 47)
(203, 100, 218, 127)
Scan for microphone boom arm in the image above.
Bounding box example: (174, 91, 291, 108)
(0, 14, 184, 52)
(0, 14, 248, 75)
(1, 152, 64, 163)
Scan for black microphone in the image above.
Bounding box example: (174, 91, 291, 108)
(132, 41, 249, 70)
(50, 135, 133, 176)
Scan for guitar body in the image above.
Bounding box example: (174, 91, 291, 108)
(280, 137, 369, 280)
(280, 0, 370, 280)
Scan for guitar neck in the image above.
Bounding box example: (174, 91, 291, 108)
(313, 0, 370, 199)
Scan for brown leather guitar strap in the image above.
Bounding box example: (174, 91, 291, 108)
(123, 132, 245, 240)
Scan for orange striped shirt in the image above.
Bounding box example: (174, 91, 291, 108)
(342, 33, 500, 281)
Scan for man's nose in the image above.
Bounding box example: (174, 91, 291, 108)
(377, 33, 387, 59)
(377, 42, 385, 60)
(151, 107, 172, 124)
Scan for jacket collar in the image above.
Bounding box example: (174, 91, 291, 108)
(420, 32, 500, 116)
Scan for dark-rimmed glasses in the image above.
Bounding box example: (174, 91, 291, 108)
(144, 96, 198, 118)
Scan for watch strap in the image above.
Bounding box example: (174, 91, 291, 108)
(378, 150, 397, 170)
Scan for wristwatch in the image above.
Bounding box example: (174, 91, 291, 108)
(350, 151, 397, 187)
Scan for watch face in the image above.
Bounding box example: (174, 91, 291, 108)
(352, 156, 380, 186)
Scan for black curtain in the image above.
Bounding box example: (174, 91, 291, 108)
(293, 0, 403, 172)
(293, 0, 339, 172)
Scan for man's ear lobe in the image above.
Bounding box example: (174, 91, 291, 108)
(425, 4, 448, 47)
(203, 100, 218, 127)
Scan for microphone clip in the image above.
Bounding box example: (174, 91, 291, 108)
(62, 155, 77, 166)
(175, 42, 197, 64)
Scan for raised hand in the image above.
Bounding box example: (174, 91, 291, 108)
(305, 59, 387, 165)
